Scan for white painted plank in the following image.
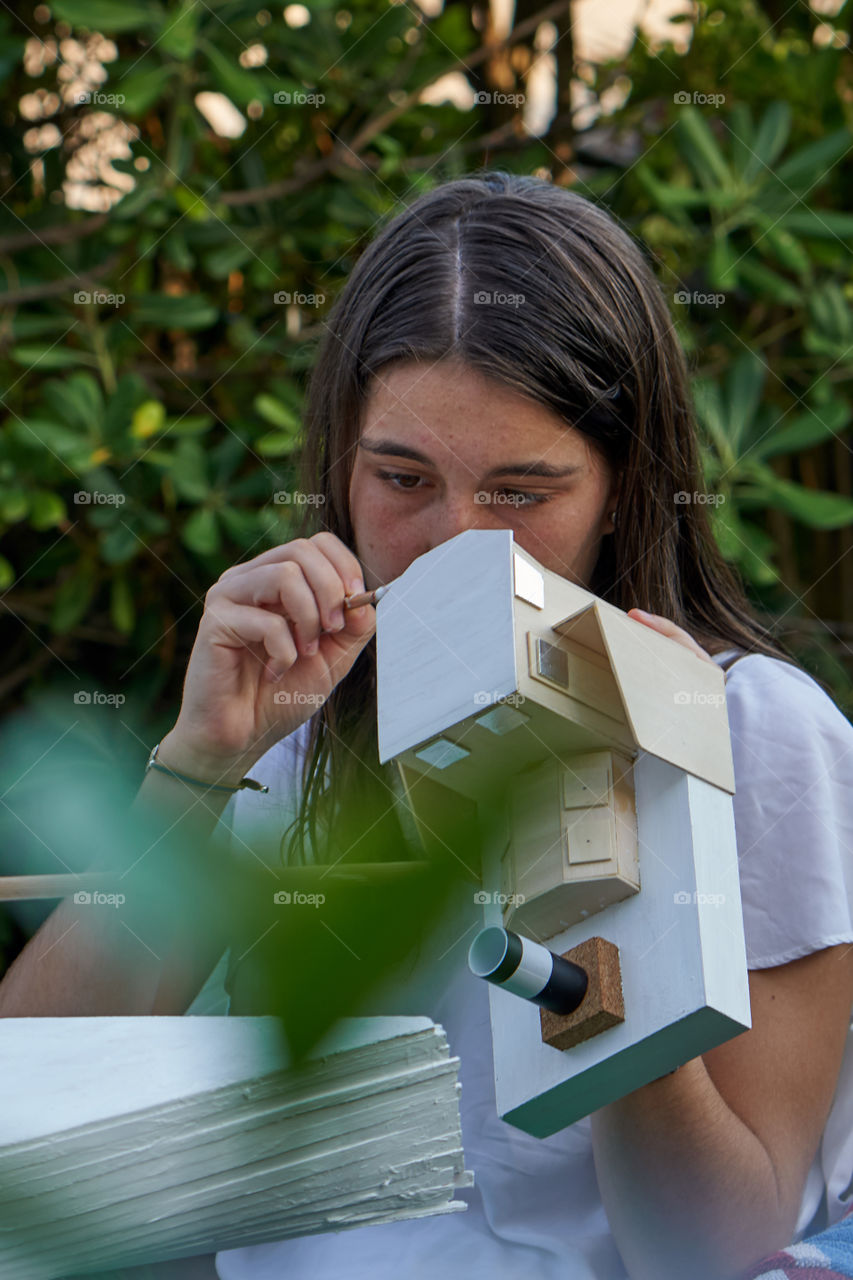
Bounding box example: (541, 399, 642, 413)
(0, 1017, 471, 1279)
(1, 1015, 436, 1144)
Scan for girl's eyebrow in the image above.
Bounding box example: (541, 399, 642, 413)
(357, 438, 582, 479)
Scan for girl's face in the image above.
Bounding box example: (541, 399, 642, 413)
(348, 358, 620, 592)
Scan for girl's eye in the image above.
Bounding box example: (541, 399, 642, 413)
(494, 488, 553, 508)
(376, 470, 424, 490)
(376, 472, 553, 508)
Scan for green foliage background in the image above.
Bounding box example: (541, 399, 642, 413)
(0, 0, 852, 960)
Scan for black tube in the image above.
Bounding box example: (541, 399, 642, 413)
(468, 926, 588, 1015)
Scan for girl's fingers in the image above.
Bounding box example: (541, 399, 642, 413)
(220, 532, 367, 601)
(211, 560, 326, 651)
(205, 598, 299, 660)
(627, 608, 715, 666)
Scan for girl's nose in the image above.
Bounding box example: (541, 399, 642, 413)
(423, 491, 505, 550)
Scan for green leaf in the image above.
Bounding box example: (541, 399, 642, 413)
(11, 346, 95, 370)
(44, 372, 104, 432)
(172, 185, 216, 222)
(51, 560, 97, 634)
(726, 103, 754, 181)
(709, 504, 779, 586)
(51, 0, 163, 33)
(0, 488, 29, 522)
(29, 491, 67, 530)
(736, 257, 802, 305)
(118, 65, 177, 115)
(0, 554, 14, 591)
(693, 378, 735, 467)
(101, 523, 143, 564)
(725, 352, 766, 455)
(256, 430, 302, 456)
(164, 229, 195, 271)
(201, 38, 268, 106)
(755, 402, 851, 460)
(635, 164, 710, 213)
(428, 2, 478, 54)
(741, 102, 791, 184)
(131, 400, 167, 439)
(808, 283, 853, 341)
(168, 439, 209, 502)
(254, 394, 301, 431)
(163, 414, 215, 436)
(707, 235, 738, 290)
(203, 240, 254, 278)
(12, 418, 85, 460)
(341, 5, 416, 69)
(102, 374, 149, 444)
(130, 292, 218, 329)
(756, 223, 810, 275)
(11, 314, 76, 339)
(778, 209, 853, 242)
(773, 129, 851, 191)
(110, 573, 136, 634)
(219, 505, 263, 544)
(676, 107, 732, 189)
(182, 506, 220, 554)
(760, 474, 853, 529)
(158, 0, 199, 59)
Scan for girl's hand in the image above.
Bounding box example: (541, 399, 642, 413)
(159, 532, 377, 783)
(626, 609, 716, 667)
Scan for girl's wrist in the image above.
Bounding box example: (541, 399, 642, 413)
(156, 729, 262, 791)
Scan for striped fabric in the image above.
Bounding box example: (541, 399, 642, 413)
(743, 1204, 853, 1279)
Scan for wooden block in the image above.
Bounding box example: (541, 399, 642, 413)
(540, 936, 625, 1050)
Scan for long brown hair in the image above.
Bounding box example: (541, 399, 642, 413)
(282, 169, 795, 867)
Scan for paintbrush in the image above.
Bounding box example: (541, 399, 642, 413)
(343, 583, 391, 609)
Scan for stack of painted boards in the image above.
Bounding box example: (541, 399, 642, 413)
(0, 1015, 472, 1279)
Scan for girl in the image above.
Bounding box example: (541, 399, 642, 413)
(4, 171, 853, 1280)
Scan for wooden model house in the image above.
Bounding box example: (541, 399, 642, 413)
(376, 529, 751, 1138)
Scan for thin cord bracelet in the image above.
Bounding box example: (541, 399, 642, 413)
(144, 741, 269, 794)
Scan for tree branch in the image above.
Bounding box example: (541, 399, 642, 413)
(0, 214, 108, 255)
(0, 253, 124, 307)
(220, 0, 573, 208)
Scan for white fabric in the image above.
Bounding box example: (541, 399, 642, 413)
(211, 649, 853, 1279)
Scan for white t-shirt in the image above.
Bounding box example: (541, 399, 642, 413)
(209, 649, 853, 1280)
